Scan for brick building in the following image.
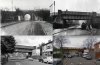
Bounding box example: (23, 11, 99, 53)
(94, 42, 100, 59)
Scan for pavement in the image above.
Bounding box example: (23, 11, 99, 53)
(1, 21, 22, 27)
(54, 57, 100, 65)
(5, 59, 52, 65)
(0, 21, 53, 35)
(53, 57, 100, 65)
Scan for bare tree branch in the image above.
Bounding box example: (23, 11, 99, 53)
(83, 36, 97, 49)
(54, 36, 70, 48)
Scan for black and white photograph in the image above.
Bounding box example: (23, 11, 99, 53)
(52, 0, 100, 35)
(0, 0, 53, 35)
(1, 36, 53, 65)
(0, 0, 100, 65)
(53, 36, 100, 65)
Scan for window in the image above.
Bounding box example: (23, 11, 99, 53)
(47, 46, 51, 49)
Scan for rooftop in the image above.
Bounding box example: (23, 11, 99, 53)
(15, 45, 35, 50)
(94, 42, 100, 46)
(42, 41, 53, 46)
(63, 47, 84, 50)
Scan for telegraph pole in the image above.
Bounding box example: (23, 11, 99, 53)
(11, 0, 14, 21)
(12, 0, 13, 11)
(49, 1, 55, 16)
(54, 1, 55, 16)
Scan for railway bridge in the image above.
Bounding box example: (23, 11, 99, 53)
(16, 10, 38, 21)
(1, 10, 42, 23)
(52, 10, 100, 29)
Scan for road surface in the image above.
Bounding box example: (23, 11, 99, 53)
(53, 25, 100, 35)
(54, 57, 100, 65)
(31, 22, 45, 35)
(1, 21, 52, 35)
(63, 57, 100, 65)
(5, 59, 52, 65)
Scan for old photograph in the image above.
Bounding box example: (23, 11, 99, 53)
(1, 36, 53, 65)
(53, 36, 100, 65)
(1, 0, 100, 65)
(0, 0, 53, 35)
(51, 0, 100, 35)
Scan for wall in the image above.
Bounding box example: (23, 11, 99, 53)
(92, 16, 100, 29)
(94, 43, 100, 59)
(32, 49, 40, 56)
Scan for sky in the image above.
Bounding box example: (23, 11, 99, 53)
(54, 36, 100, 48)
(1, 0, 100, 13)
(0, 0, 53, 11)
(52, 0, 100, 13)
(14, 36, 53, 47)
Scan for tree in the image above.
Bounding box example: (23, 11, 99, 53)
(15, 8, 22, 15)
(53, 36, 70, 56)
(53, 36, 70, 65)
(83, 36, 97, 49)
(35, 9, 50, 21)
(1, 36, 16, 54)
(83, 36, 97, 57)
(1, 10, 15, 23)
(54, 36, 70, 48)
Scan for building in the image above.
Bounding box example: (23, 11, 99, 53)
(94, 42, 100, 59)
(9, 45, 35, 59)
(53, 47, 84, 58)
(62, 47, 84, 57)
(63, 47, 83, 54)
(32, 47, 40, 59)
(32, 47, 40, 56)
(42, 41, 53, 57)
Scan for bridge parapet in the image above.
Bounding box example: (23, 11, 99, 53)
(64, 11, 92, 16)
(51, 10, 99, 17)
(51, 10, 100, 25)
(59, 10, 94, 16)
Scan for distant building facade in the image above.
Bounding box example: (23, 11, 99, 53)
(42, 41, 53, 57)
(9, 45, 35, 59)
(94, 42, 100, 59)
(32, 47, 40, 59)
(32, 48, 40, 56)
(63, 47, 84, 56)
